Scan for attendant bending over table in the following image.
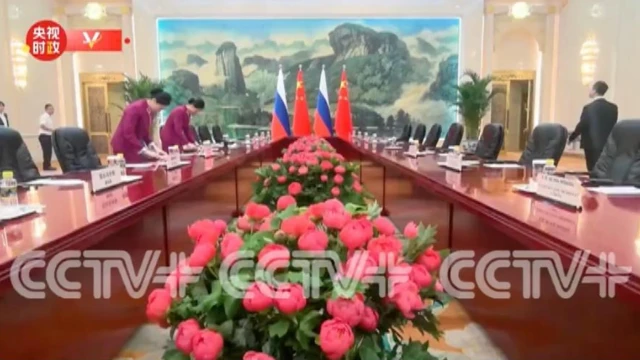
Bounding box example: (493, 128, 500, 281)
(160, 98, 204, 152)
(110, 91, 171, 162)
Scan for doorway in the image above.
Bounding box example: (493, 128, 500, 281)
(490, 71, 535, 152)
(79, 73, 126, 155)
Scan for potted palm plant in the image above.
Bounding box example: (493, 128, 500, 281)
(451, 70, 501, 152)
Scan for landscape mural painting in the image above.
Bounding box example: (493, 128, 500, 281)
(157, 18, 460, 138)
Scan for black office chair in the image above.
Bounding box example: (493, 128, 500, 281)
(474, 124, 504, 160)
(396, 124, 412, 142)
(198, 125, 214, 143)
(412, 124, 427, 145)
(190, 125, 201, 144)
(423, 124, 442, 148)
(519, 123, 568, 166)
(440, 123, 464, 150)
(0, 127, 40, 182)
(212, 125, 224, 143)
(591, 120, 640, 183)
(52, 127, 101, 173)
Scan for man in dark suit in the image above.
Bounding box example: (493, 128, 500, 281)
(0, 101, 8, 127)
(568, 81, 618, 171)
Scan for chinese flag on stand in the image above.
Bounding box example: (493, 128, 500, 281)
(292, 66, 311, 136)
(334, 65, 353, 142)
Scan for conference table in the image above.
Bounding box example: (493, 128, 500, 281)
(0, 138, 638, 360)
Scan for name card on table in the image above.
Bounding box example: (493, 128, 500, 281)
(166, 151, 182, 170)
(535, 173, 582, 209)
(445, 153, 463, 171)
(91, 167, 122, 193)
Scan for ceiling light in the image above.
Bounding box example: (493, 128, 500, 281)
(510, 2, 531, 19)
(84, 2, 106, 20)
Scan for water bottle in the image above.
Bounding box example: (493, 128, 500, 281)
(116, 153, 126, 177)
(543, 159, 556, 174)
(0, 171, 18, 206)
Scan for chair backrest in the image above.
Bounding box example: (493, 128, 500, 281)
(212, 125, 224, 143)
(592, 119, 640, 183)
(412, 124, 427, 144)
(423, 124, 442, 148)
(474, 124, 504, 160)
(441, 123, 464, 148)
(52, 127, 101, 173)
(190, 125, 201, 143)
(397, 124, 412, 142)
(0, 127, 40, 182)
(198, 125, 213, 143)
(518, 123, 568, 166)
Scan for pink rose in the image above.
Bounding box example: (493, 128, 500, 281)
(274, 283, 307, 314)
(403, 222, 418, 240)
(288, 182, 302, 196)
(388, 281, 423, 319)
(435, 280, 444, 292)
(331, 187, 341, 197)
(277, 195, 297, 211)
(410, 264, 433, 288)
(416, 247, 442, 272)
(271, 163, 281, 171)
(320, 174, 328, 182)
(324, 199, 345, 212)
(165, 263, 193, 295)
(188, 220, 220, 243)
(243, 351, 275, 360)
(259, 218, 272, 232)
(323, 210, 352, 230)
(288, 166, 296, 174)
(358, 306, 379, 332)
(146, 288, 172, 326)
(212, 220, 227, 235)
(243, 281, 274, 312)
(373, 217, 396, 236)
(237, 215, 255, 232)
(175, 319, 200, 354)
(298, 166, 309, 175)
(191, 329, 224, 360)
(188, 242, 217, 268)
(307, 202, 326, 219)
(220, 233, 243, 260)
(339, 218, 374, 250)
(333, 174, 344, 185)
(258, 244, 290, 269)
(334, 165, 346, 174)
(319, 319, 354, 360)
(327, 294, 364, 326)
(246, 202, 271, 221)
(277, 176, 286, 184)
(367, 236, 403, 266)
(298, 229, 329, 252)
(342, 251, 378, 281)
(353, 181, 362, 193)
(281, 215, 315, 238)
(320, 160, 334, 171)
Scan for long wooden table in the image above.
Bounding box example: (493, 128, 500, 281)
(1, 138, 639, 360)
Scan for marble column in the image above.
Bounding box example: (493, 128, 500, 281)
(0, 0, 18, 107)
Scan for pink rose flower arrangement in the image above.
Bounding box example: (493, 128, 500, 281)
(148, 137, 447, 360)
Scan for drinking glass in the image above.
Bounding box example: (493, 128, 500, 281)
(531, 159, 547, 185)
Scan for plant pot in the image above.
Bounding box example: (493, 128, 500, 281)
(461, 139, 479, 153)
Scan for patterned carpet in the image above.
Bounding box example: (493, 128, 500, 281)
(114, 298, 505, 360)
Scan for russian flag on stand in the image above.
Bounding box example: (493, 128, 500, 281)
(313, 65, 333, 137)
(271, 66, 292, 141)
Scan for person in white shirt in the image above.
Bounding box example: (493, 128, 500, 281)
(0, 101, 8, 127)
(39, 103, 56, 171)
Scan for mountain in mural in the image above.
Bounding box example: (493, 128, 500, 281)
(157, 18, 460, 134)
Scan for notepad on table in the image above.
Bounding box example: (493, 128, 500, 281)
(587, 186, 640, 196)
(121, 175, 143, 184)
(25, 178, 86, 187)
(126, 163, 155, 169)
(483, 163, 524, 169)
(0, 204, 45, 221)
